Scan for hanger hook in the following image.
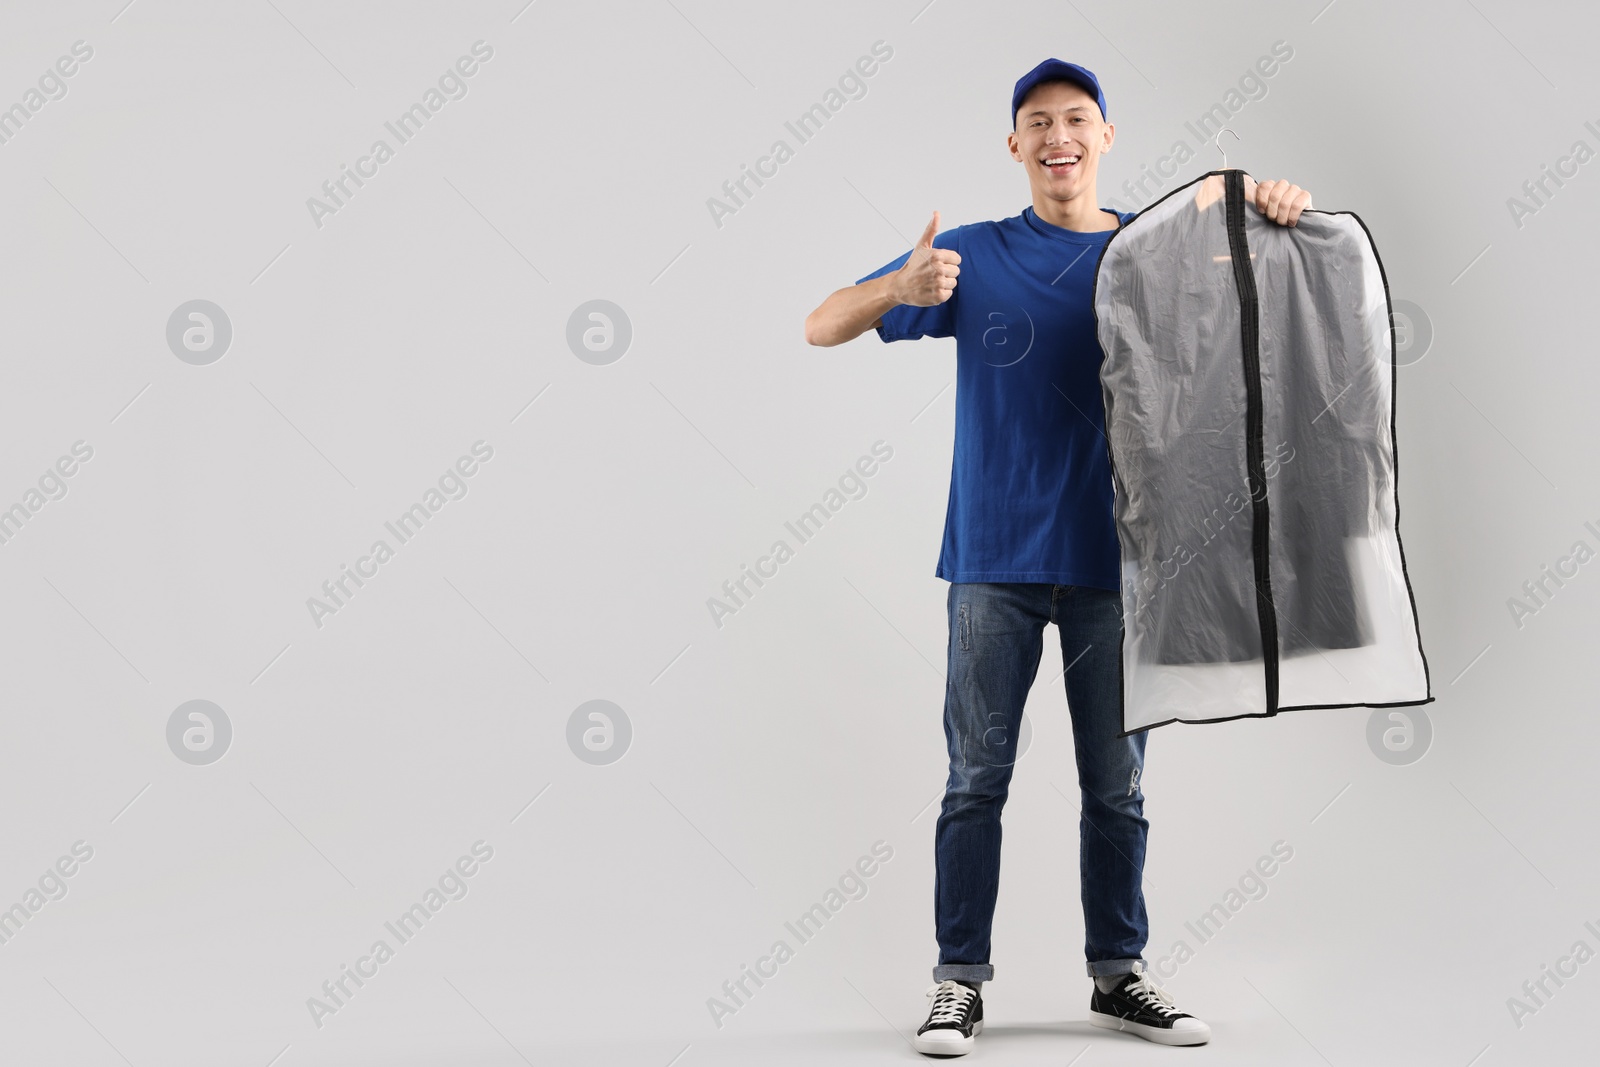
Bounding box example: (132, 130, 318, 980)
(1214, 127, 1240, 170)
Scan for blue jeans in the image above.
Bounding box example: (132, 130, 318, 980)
(932, 583, 1150, 982)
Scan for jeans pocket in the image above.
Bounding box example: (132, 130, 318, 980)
(958, 602, 971, 652)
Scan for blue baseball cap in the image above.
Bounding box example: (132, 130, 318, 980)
(1011, 59, 1106, 127)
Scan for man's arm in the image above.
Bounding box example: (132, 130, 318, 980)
(804, 211, 961, 347)
(804, 272, 904, 348)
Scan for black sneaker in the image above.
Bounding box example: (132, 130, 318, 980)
(1088, 963, 1210, 1045)
(913, 979, 983, 1056)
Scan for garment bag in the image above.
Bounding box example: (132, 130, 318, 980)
(1092, 168, 1431, 735)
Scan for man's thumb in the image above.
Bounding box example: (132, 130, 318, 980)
(917, 210, 940, 249)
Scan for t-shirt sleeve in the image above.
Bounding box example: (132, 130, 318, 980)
(853, 228, 962, 342)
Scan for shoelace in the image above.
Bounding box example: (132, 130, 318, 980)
(923, 980, 976, 1025)
(1124, 969, 1182, 1017)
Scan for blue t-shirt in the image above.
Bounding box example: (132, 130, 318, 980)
(856, 205, 1135, 589)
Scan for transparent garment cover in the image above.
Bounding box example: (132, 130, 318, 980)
(1093, 169, 1431, 735)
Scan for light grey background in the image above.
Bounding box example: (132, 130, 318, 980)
(1, 1, 1595, 1064)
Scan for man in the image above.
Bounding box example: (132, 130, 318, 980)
(804, 59, 1311, 1055)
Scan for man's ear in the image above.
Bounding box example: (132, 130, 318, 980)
(1006, 131, 1022, 162)
(1102, 120, 1115, 153)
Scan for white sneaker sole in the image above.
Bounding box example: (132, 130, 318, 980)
(913, 1018, 982, 1056)
(1089, 1009, 1210, 1046)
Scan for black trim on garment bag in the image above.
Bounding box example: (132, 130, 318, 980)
(1224, 168, 1282, 716)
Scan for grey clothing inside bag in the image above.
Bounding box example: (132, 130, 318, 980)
(1092, 169, 1432, 736)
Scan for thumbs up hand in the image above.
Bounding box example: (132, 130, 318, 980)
(892, 211, 961, 307)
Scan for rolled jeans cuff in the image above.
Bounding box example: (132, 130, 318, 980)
(1086, 957, 1146, 978)
(932, 963, 994, 983)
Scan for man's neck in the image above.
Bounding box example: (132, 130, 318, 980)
(1031, 186, 1117, 232)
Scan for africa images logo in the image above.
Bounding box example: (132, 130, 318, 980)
(305, 41, 495, 229)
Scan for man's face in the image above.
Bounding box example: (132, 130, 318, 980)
(1007, 80, 1114, 202)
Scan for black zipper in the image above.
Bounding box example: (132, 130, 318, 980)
(1223, 169, 1280, 712)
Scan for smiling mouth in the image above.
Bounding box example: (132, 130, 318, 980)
(1042, 153, 1081, 174)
